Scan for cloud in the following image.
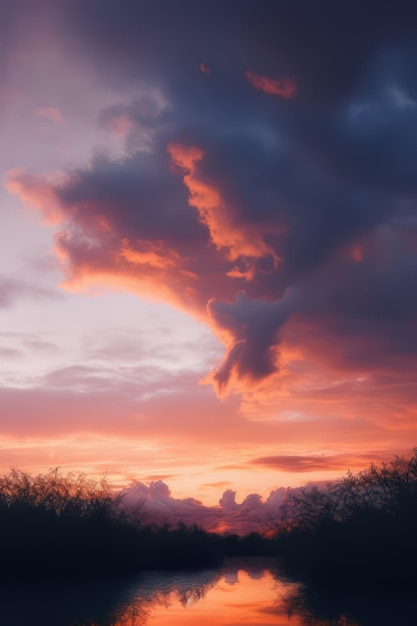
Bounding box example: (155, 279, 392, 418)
(102, 114, 134, 137)
(201, 481, 232, 489)
(206, 292, 293, 394)
(0, 346, 23, 359)
(167, 143, 279, 268)
(245, 71, 296, 98)
(0, 275, 61, 307)
(35, 107, 67, 125)
(5, 0, 417, 415)
(121, 473, 410, 534)
(119, 479, 291, 534)
(98, 89, 169, 151)
(199, 63, 211, 76)
(250, 452, 391, 473)
(5, 169, 68, 225)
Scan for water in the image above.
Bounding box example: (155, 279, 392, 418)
(1, 558, 416, 625)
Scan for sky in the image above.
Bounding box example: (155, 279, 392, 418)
(1, 0, 417, 507)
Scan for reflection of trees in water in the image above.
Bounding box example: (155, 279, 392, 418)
(283, 589, 358, 626)
(16, 559, 413, 626)
(2, 560, 286, 626)
(107, 571, 222, 626)
(0, 570, 222, 626)
(282, 583, 417, 626)
(177, 581, 214, 608)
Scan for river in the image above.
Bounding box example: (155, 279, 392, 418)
(1, 557, 416, 625)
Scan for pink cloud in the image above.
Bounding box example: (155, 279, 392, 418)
(118, 479, 291, 534)
(250, 451, 393, 473)
(245, 71, 296, 98)
(103, 114, 134, 137)
(5, 168, 68, 225)
(35, 107, 67, 125)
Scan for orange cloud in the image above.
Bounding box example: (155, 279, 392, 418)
(245, 70, 296, 99)
(119, 239, 191, 272)
(167, 143, 279, 267)
(53, 230, 204, 314)
(5, 168, 68, 225)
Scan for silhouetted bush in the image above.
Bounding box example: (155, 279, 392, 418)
(274, 450, 417, 587)
(223, 532, 273, 557)
(0, 468, 223, 580)
(283, 581, 417, 626)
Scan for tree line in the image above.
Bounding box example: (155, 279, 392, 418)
(2, 450, 417, 583)
(0, 468, 222, 579)
(274, 449, 417, 587)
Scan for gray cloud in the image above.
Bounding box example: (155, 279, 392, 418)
(5, 0, 417, 395)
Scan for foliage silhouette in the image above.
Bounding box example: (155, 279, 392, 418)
(0, 569, 222, 626)
(0, 468, 223, 580)
(274, 449, 417, 587)
(6, 451, 417, 585)
(283, 583, 417, 626)
(223, 531, 273, 556)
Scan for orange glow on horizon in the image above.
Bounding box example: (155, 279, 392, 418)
(142, 568, 301, 626)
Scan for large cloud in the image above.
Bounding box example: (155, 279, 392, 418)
(6, 0, 417, 405)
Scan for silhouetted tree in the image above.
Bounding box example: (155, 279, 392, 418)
(0, 468, 223, 579)
(274, 449, 417, 587)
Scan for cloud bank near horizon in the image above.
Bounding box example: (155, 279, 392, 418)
(116, 447, 399, 534)
(118, 478, 290, 535)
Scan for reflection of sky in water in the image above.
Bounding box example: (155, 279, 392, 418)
(138, 564, 298, 626)
(0, 560, 298, 626)
(1, 559, 416, 626)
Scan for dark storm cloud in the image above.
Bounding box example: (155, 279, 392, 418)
(63, 0, 417, 104)
(57, 149, 203, 246)
(7, 0, 417, 393)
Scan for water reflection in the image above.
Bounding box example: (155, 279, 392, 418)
(1, 559, 417, 625)
(285, 583, 417, 626)
(0, 569, 222, 626)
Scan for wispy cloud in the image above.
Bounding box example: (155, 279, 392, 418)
(0, 275, 62, 308)
(35, 107, 67, 125)
(250, 452, 393, 473)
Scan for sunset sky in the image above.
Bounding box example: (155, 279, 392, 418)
(1, 0, 417, 506)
